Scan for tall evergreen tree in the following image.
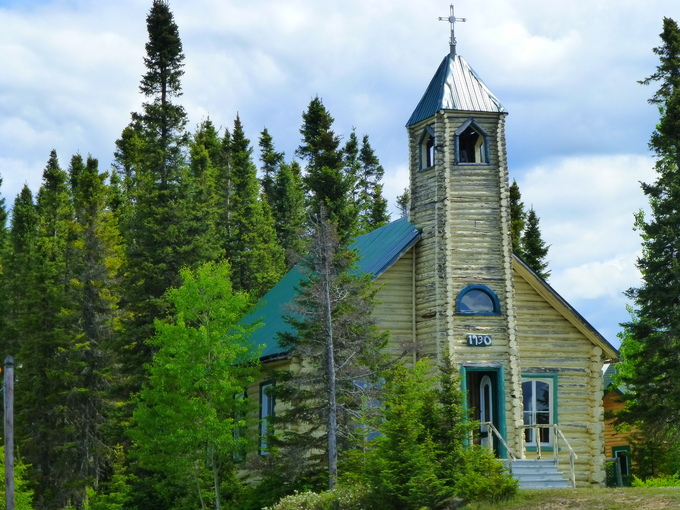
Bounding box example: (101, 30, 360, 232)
(259, 127, 284, 202)
(63, 155, 124, 507)
(226, 115, 285, 297)
(297, 97, 357, 243)
(509, 179, 526, 253)
(16, 151, 76, 510)
(270, 210, 388, 490)
(520, 207, 550, 280)
(271, 161, 306, 268)
(357, 135, 390, 232)
(118, 0, 190, 389)
(619, 17, 680, 438)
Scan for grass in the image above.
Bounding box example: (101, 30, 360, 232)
(463, 487, 680, 510)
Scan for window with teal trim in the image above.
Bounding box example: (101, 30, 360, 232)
(522, 376, 556, 447)
(456, 285, 501, 315)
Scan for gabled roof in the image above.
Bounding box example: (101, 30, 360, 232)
(513, 255, 620, 362)
(242, 218, 421, 361)
(604, 364, 630, 396)
(406, 53, 507, 127)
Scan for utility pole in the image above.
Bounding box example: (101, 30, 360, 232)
(4, 356, 14, 510)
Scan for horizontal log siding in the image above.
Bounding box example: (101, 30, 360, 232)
(514, 271, 606, 486)
(375, 249, 416, 359)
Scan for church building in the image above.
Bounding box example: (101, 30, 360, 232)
(245, 7, 619, 488)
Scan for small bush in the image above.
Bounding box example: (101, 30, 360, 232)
(264, 486, 369, 510)
(631, 474, 680, 487)
(453, 447, 518, 505)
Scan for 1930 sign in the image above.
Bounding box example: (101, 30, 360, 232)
(466, 334, 492, 346)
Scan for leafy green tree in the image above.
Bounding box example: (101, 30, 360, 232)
(619, 17, 680, 442)
(297, 97, 357, 244)
(520, 207, 550, 280)
(84, 447, 134, 510)
(130, 261, 262, 510)
(225, 115, 285, 297)
(271, 210, 388, 491)
(509, 179, 526, 253)
(0, 446, 35, 510)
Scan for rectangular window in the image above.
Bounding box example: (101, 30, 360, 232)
(613, 446, 631, 477)
(522, 376, 556, 446)
(260, 382, 275, 456)
(233, 391, 246, 462)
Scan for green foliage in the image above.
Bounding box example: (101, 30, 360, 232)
(0, 447, 35, 510)
(632, 473, 680, 487)
(619, 17, 680, 442)
(396, 187, 410, 218)
(263, 486, 370, 510)
(509, 180, 525, 253)
(267, 212, 388, 491)
(452, 447, 518, 505)
(520, 208, 551, 280)
(130, 261, 262, 508)
(84, 446, 134, 510)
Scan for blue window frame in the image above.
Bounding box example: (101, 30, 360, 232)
(456, 284, 501, 315)
(260, 381, 275, 456)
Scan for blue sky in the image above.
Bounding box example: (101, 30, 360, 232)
(1, 0, 678, 347)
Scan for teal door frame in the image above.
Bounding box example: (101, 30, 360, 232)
(461, 365, 508, 459)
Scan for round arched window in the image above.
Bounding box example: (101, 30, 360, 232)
(456, 285, 501, 315)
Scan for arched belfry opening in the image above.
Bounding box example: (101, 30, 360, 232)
(455, 119, 488, 164)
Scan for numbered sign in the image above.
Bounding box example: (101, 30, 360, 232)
(466, 334, 492, 346)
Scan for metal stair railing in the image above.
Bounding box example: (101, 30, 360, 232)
(477, 421, 517, 461)
(520, 424, 577, 488)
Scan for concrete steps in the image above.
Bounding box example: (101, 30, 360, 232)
(508, 459, 571, 489)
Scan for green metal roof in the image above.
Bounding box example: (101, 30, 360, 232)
(406, 53, 507, 127)
(242, 217, 421, 360)
(604, 363, 630, 396)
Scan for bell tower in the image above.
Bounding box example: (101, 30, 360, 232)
(407, 6, 523, 454)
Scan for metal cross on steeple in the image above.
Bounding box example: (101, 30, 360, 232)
(438, 4, 466, 56)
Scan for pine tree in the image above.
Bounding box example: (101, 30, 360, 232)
(509, 179, 526, 253)
(619, 17, 680, 439)
(520, 207, 550, 280)
(297, 97, 357, 243)
(271, 210, 388, 490)
(225, 115, 285, 297)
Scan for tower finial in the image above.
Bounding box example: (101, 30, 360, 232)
(438, 4, 466, 56)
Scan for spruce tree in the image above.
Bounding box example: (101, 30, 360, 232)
(271, 161, 306, 268)
(271, 210, 388, 490)
(64, 155, 123, 506)
(118, 0, 190, 390)
(297, 97, 357, 243)
(520, 207, 551, 280)
(259, 127, 284, 202)
(225, 115, 285, 297)
(619, 17, 680, 438)
(509, 179, 526, 253)
(357, 134, 390, 232)
(16, 151, 76, 510)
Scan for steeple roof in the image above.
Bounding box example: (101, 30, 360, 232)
(406, 53, 507, 127)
